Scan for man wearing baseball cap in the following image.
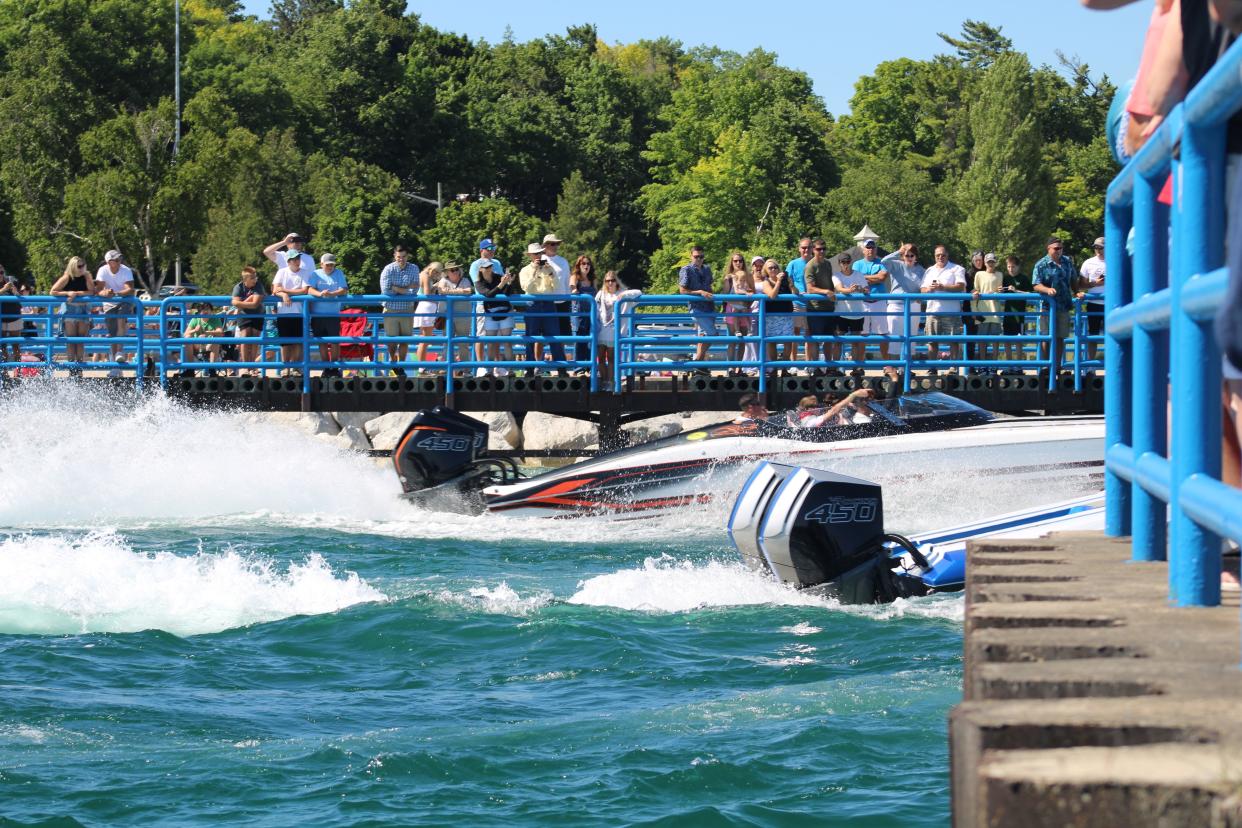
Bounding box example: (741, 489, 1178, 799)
(305, 252, 349, 375)
(1077, 236, 1106, 363)
(263, 232, 315, 273)
(95, 249, 136, 366)
(470, 239, 507, 368)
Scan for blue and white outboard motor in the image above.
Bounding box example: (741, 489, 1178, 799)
(728, 462, 934, 604)
(393, 407, 522, 510)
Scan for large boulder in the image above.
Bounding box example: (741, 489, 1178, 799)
(521, 412, 597, 452)
(475, 411, 522, 450)
(320, 425, 372, 452)
(333, 411, 380, 432)
(364, 411, 411, 450)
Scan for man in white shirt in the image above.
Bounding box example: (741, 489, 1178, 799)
(1077, 236, 1106, 362)
(542, 233, 572, 359)
(272, 250, 310, 373)
(920, 245, 967, 372)
(95, 249, 135, 363)
(263, 232, 315, 273)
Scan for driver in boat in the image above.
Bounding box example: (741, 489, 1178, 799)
(794, 388, 875, 427)
(734, 392, 771, 423)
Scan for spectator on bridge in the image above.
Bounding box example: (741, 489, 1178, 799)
(272, 249, 310, 375)
(437, 262, 475, 376)
(474, 261, 517, 377)
(95, 249, 135, 368)
(1032, 236, 1077, 377)
(881, 243, 925, 374)
(570, 255, 597, 373)
(379, 245, 421, 376)
(678, 245, 717, 373)
(757, 258, 796, 374)
(832, 253, 869, 376)
(921, 245, 968, 374)
(263, 232, 315, 272)
(183, 301, 227, 373)
(50, 256, 95, 376)
(723, 253, 754, 374)
(1077, 237, 1107, 364)
(1002, 255, 1031, 368)
(520, 242, 565, 375)
(471, 239, 505, 368)
(595, 271, 641, 385)
(803, 239, 840, 375)
(543, 233, 573, 349)
(231, 266, 266, 377)
(855, 240, 891, 378)
(962, 251, 986, 372)
(0, 263, 21, 367)
(787, 238, 813, 361)
(306, 253, 348, 377)
(412, 260, 443, 372)
(972, 253, 1005, 370)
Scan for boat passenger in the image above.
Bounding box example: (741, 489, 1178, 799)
(733, 392, 770, 424)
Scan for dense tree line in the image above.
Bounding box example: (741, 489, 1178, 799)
(0, 2, 1116, 296)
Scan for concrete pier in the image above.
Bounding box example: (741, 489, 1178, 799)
(951, 531, 1242, 827)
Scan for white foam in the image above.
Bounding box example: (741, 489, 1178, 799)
(0, 531, 384, 636)
(567, 555, 964, 621)
(0, 382, 405, 528)
(428, 581, 554, 616)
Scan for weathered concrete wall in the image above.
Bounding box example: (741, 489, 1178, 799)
(951, 531, 1242, 827)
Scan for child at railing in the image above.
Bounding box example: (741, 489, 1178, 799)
(722, 254, 754, 375)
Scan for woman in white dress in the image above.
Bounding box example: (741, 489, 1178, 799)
(413, 261, 444, 369)
(594, 271, 641, 383)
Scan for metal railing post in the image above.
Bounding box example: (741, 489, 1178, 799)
(1104, 198, 1133, 537)
(1131, 168, 1170, 561)
(1170, 119, 1226, 605)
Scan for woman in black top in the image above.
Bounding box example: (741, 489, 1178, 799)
(570, 255, 597, 372)
(50, 256, 95, 371)
(231, 266, 268, 375)
(474, 262, 517, 375)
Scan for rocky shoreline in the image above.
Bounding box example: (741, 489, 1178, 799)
(251, 409, 737, 462)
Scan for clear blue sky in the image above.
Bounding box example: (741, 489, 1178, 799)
(239, 1, 1150, 115)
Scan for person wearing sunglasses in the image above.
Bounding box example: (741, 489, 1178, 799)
(678, 245, 717, 373)
(595, 270, 641, 384)
(1031, 236, 1077, 377)
(880, 242, 925, 380)
(786, 238, 814, 362)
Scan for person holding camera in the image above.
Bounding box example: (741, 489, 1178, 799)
(519, 242, 566, 375)
(920, 245, 967, 374)
(474, 261, 517, 376)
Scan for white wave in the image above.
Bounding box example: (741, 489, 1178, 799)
(428, 581, 553, 616)
(0, 531, 384, 636)
(567, 555, 964, 621)
(0, 382, 405, 528)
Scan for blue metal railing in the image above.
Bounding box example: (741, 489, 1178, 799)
(1104, 38, 1242, 607)
(0, 290, 1107, 395)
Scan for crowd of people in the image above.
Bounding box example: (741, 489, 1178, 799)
(0, 229, 1108, 381)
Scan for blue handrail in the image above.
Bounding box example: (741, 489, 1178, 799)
(1104, 38, 1242, 607)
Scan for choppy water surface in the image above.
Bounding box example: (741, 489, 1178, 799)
(0, 383, 974, 826)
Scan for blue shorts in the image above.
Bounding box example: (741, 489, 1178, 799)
(691, 311, 718, 337)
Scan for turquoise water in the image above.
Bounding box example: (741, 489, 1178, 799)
(0, 385, 964, 827)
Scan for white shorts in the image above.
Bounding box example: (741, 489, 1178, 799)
(483, 317, 515, 334)
(413, 300, 439, 330)
(862, 303, 888, 336)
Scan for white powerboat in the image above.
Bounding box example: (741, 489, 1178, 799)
(392, 393, 1103, 518)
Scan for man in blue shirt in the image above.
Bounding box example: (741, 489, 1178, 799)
(306, 253, 349, 376)
(1031, 236, 1077, 375)
(678, 245, 716, 372)
(786, 237, 812, 366)
(379, 245, 421, 374)
(853, 240, 893, 379)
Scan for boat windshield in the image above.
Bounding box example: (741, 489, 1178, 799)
(774, 391, 992, 433)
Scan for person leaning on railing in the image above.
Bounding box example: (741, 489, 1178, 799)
(272, 249, 310, 376)
(412, 261, 444, 373)
(1077, 237, 1107, 364)
(1001, 255, 1031, 368)
(49, 255, 96, 376)
(230, 266, 267, 377)
(757, 258, 796, 375)
(594, 271, 641, 385)
(570, 255, 598, 374)
(437, 262, 475, 376)
(379, 245, 421, 375)
(306, 253, 349, 377)
(920, 246, 967, 375)
(1031, 236, 1077, 377)
(678, 245, 717, 373)
(0, 263, 22, 368)
(473, 261, 518, 377)
(972, 253, 1005, 371)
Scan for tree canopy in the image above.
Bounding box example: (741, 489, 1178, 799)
(0, 7, 1116, 291)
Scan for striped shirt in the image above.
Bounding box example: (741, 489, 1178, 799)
(379, 261, 420, 312)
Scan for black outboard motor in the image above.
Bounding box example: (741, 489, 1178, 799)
(393, 407, 489, 493)
(729, 464, 929, 604)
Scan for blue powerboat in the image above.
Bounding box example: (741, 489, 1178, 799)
(727, 461, 1104, 604)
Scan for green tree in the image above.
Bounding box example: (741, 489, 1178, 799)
(957, 53, 1056, 265)
(819, 156, 963, 257)
(937, 20, 1013, 70)
(304, 154, 416, 294)
(1053, 134, 1116, 259)
(0, 31, 93, 283)
(269, 0, 341, 34)
(417, 199, 544, 277)
(550, 170, 622, 272)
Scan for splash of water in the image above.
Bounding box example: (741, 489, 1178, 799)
(0, 531, 384, 636)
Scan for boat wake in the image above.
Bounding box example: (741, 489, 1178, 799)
(0, 531, 384, 636)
